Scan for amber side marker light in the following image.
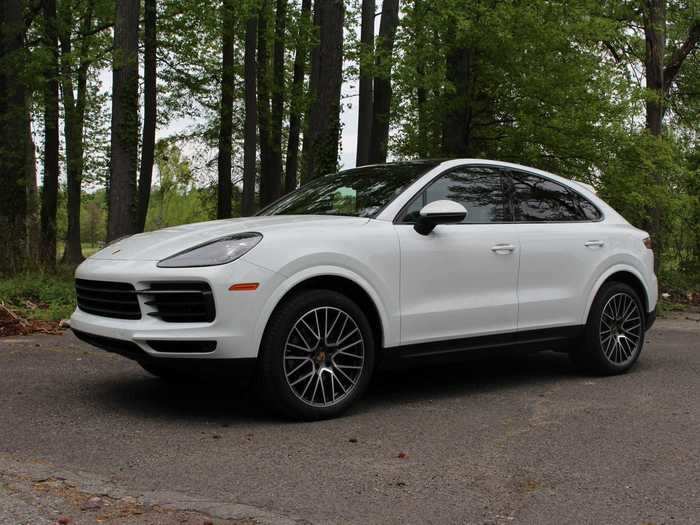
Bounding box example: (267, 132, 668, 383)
(643, 237, 653, 250)
(229, 283, 259, 291)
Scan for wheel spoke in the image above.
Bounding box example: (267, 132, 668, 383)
(286, 358, 311, 378)
(301, 318, 320, 341)
(293, 326, 313, 351)
(337, 327, 360, 346)
(336, 349, 363, 360)
(290, 370, 315, 387)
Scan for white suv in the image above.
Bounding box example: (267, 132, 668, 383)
(71, 159, 658, 419)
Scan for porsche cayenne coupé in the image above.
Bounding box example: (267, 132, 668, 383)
(71, 159, 657, 419)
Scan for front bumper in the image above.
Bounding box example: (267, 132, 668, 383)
(70, 257, 282, 360)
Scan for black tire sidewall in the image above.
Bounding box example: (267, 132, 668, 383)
(582, 282, 646, 374)
(259, 289, 376, 420)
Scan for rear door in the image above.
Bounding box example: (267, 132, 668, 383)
(395, 165, 520, 345)
(507, 170, 608, 331)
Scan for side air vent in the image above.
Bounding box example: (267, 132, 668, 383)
(75, 279, 141, 320)
(137, 282, 215, 323)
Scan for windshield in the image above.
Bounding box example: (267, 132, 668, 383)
(260, 162, 440, 218)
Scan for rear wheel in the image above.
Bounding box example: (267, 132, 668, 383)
(571, 282, 646, 374)
(258, 289, 375, 420)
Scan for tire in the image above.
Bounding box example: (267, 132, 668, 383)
(258, 289, 376, 420)
(570, 281, 646, 375)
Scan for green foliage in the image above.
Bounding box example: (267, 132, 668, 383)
(0, 269, 76, 321)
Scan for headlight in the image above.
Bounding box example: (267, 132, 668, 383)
(157, 232, 262, 268)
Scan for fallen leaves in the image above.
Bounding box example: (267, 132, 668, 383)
(0, 303, 65, 337)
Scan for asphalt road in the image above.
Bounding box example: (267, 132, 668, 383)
(1, 313, 699, 525)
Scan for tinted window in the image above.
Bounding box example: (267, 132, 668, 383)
(260, 162, 440, 218)
(575, 193, 602, 220)
(402, 166, 508, 223)
(509, 172, 586, 222)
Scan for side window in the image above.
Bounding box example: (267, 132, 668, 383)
(402, 166, 508, 224)
(509, 171, 587, 222)
(574, 193, 602, 221)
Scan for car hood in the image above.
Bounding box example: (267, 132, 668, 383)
(90, 215, 370, 261)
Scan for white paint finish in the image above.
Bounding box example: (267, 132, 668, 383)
(515, 221, 610, 330)
(396, 223, 519, 344)
(71, 159, 658, 362)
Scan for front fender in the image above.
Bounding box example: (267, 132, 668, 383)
(252, 265, 399, 356)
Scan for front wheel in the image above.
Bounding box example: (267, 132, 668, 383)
(258, 289, 375, 420)
(570, 282, 646, 374)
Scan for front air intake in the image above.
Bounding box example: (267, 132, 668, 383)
(75, 279, 142, 320)
(137, 282, 215, 323)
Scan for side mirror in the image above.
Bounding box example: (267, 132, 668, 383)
(414, 200, 467, 235)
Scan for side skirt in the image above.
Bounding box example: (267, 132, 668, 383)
(381, 325, 583, 368)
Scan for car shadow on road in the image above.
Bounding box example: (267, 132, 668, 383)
(88, 348, 583, 424)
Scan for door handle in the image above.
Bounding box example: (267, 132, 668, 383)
(491, 244, 515, 254)
(584, 240, 605, 248)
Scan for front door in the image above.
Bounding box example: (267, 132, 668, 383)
(395, 165, 519, 345)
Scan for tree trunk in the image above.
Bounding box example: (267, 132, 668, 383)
(302, 0, 344, 182)
(136, 0, 157, 230)
(442, 21, 471, 157)
(216, 0, 235, 219)
(300, 2, 321, 182)
(242, 13, 258, 216)
(40, 0, 60, 269)
(414, 0, 428, 158)
(643, 0, 666, 272)
(257, 0, 274, 206)
(644, 0, 665, 137)
(59, 0, 92, 265)
(0, 0, 30, 273)
(284, 0, 311, 193)
(368, 0, 399, 164)
(26, 109, 40, 263)
(269, 0, 286, 200)
(356, 0, 375, 166)
(107, 0, 139, 242)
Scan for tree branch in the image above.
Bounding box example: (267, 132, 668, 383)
(664, 20, 700, 91)
(603, 40, 622, 63)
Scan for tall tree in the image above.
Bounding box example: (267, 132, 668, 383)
(368, 0, 399, 164)
(0, 0, 31, 273)
(302, 0, 344, 181)
(59, 0, 93, 265)
(107, 0, 139, 241)
(284, 0, 311, 193)
(216, 0, 235, 219)
(269, 0, 286, 200)
(40, 0, 60, 268)
(242, 12, 258, 216)
(257, 0, 275, 206)
(640, 0, 700, 270)
(356, 0, 375, 166)
(136, 0, 158, 230)
(442, 25, 471, 157)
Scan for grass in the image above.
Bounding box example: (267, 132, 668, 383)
(0, 268, 76, 322)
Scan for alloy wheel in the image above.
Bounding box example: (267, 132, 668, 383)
(283, 306, 365, 407)
(599, 292, 642, 365)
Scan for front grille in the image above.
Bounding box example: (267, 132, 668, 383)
(139, 282, 215, 323)
(75, 279, 141, 320)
